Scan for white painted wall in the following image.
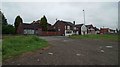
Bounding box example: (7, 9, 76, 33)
(24, 29, 34, 34)
(73, 31, 79, 35)
(67, 26, 70, 30)
(88, 28, 96, 34)
(95, 30, 100, 34)
(81, 25, 87, 35)
(65, 30, 73, 36)
(76, 31, 79, 34)
(77, 31, 79, 34)
(109, 31, 115, 33)
(81, 31, 87, 35)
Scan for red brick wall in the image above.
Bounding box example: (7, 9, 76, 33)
(100, 28, 109, 34)
(17, 23, 24, 34)
(38, 31, 61, 36)
(53, 22, 65, 35)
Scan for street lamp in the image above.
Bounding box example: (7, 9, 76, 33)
(83, 10, 85, 25)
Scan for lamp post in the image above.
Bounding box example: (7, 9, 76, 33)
(82, 10, 86, 35)
(83, 10, 85, 25)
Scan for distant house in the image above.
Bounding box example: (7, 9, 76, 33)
(52, 20, 79, 36)
(75, 24, 83, 35)
(100, 28, 109, 34)
(86, 24, 100, 34)
(81, 24, 87, 35)
(17, 19, 101, 36)
(109, 29, 116, 34)
(17, 22, 41, 35)
(86, 24, 95, 34)
(94, 27, 100, 34)
(100, 28, 115, 34)
(17, 20, 52, 35)
(75, 24, 99, 35)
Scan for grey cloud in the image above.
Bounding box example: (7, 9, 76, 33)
(2, 2, 118, 29)
(2, 0, 120, 2)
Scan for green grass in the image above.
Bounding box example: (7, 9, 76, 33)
(69, 34, 119, 41)
(2, 35, 48, 60)
(0, 40, 2, 64)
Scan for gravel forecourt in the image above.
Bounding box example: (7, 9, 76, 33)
(3, 36, 118, 65)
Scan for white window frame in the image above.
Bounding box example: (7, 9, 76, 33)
(67, 26, 70, 30)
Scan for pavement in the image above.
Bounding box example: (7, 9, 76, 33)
(3, 36, 118, 65)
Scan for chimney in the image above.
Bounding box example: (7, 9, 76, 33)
(73, 21, 75, 25)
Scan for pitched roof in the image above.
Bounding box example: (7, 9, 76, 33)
(85, 24, 93, 29)
(75, 24, 83, 28)
(56, 20, 74, 26)
(22, 23, 41, 29)
(109, 29, 115, 31)
(100, 28, 109, 30)
(93, 27, 99, 31)
(31, 20, 40, 24)
(31, 20, 51, 26)
(47, 23, 52, 26)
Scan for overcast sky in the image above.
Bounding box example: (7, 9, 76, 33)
(1, 0, 119, 29)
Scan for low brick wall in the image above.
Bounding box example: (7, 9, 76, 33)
(38, 31, 61, 36)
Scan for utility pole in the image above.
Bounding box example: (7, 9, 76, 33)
(83, 10, 85, 25)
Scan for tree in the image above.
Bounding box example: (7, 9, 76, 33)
(1, 11, 15, 34)
(14, 15, 23, 33)
(1, 11, 8, 25)
(40, 15, 48, 31)
(0, 11, 2, 35)
(1, 12, 8, 34)
(2, 24, 15, 34)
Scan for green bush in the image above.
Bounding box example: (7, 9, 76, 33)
(2, 24, 15, 34)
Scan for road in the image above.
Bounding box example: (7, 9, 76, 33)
(3, 36, 118, 65)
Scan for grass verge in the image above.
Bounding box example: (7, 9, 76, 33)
(0, 39, 2, 64)
(2, 35, 48, 61)
(69, 34, 118, 41)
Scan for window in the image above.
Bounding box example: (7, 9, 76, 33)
(74, 27, 76, 30)
(24, 29, 27, 34)
(24, 29, 34, 34)
(67, 26, 70, 30)
(65, 26, 66, 29)
(36, 30, 38, 34)
(66, 30, 72, 34)
(58, 29, 60, 31)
